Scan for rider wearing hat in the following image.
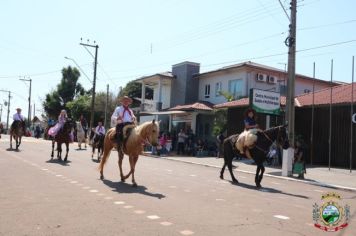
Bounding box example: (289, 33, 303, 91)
(111, 96, 136, 145)
(11, 108, 26, 133)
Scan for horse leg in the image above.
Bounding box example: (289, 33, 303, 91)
(130, 155, 139, 187)
(58, 143, 62, 161)
(64, 142, 69, 162)
(92, 145, 95, 158)
(258, 164, 265, 187)
(223, 145, 238, 183)
(220, 162, 227, 180)
(118, 150, 126, 182)
(51, 140, 54, 158)
(255, 165, 261, 188)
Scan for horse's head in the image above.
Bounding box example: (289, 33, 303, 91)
(140, 120, 160, 147)
(63, 119, 75, 134)
(276, 125, 290, 149)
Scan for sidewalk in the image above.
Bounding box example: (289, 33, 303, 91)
(143, 152, 356, 192)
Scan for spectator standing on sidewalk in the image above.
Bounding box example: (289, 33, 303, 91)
(177, 129, 187, 155)
(293, 140, 306, 179)
(216, 131, 225, 158)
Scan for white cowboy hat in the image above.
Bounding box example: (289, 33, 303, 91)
(119, 96, 133, 104)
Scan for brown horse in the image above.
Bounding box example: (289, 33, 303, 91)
(98, 120, 159, 187)
(50, 120, 75, 162)
(10, 121, 25, 150)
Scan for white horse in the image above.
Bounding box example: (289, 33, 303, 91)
(76, 121, 87, 149)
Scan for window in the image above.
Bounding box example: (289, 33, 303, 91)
(215, 82, 222, 97)
(228, 79, 243, 99)
(205, 84, 210, 98)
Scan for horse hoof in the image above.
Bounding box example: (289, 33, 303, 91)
(100, 175, 104, 180)
(219, 175, 224, 180)
(256, 183, 262, 188)
(132, 183, 137, 187)
(121, 179, 126, 183)
(233, 179, 239, 184)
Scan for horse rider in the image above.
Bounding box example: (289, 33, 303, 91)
(236, 108, 259, 159)
(11, 108, 26, 133)
(94, 121, 106, 139)
(111, 96, 136, 146)
(79, 114, 88, 138)
(48, 109, 70, 138)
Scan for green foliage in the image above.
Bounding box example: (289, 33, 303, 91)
(66, 94, 91, 120)
(43, 66, 85, 118)
(212, 108, 228, 136)
(219, 90, 234, 102)
(119, 80, 153, 108)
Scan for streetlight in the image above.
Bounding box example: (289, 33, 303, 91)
(19, 77, 32, 128)
(64, 57, 92, 84)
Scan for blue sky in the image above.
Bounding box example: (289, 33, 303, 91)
(1, 0, 356, 123)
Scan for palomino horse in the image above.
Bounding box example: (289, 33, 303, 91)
(76, 121, 87, 149)
(220, 125, 289, 188)
(89, 129, 105, 161)
(9, 121, 25, 150)
(98, 120, 159, 187)
(50, 120, 75, 162)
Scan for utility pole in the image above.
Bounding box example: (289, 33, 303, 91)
(104, 84, 109, 129)
(282, 0, 297, 177)
(19, 77, 32, 127)
(80, 40, 99, 131)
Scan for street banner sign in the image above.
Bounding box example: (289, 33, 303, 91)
(249, 88, 281, 115)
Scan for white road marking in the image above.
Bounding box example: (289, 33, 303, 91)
(70, 181, 78, 184)
(114, 201, 125, 205)
(104, 196, 113, 200)
(41, 168, 48, 171)
(239, 176, 247, 179)
(313, 189, 324, 193)
(189, 174, 196, 177)
(134, 210, 146, 214)
(216, 199, 226, 201)
(89, 189, 98, 193)
(123, 205, 133, 209)
(56, 174, 62, 177)
(180, 230, 194, 235)
(184, 189, 191, 193)
(169, 186, 177, 189)
(82, 186, 90, 189)
(147, 215, 160, 220)
(160, 222, 173, 226)
(271, 182, 281, 185)
(274, 215, 290, 220)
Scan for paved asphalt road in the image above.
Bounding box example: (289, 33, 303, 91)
(0, 136, 355, 236)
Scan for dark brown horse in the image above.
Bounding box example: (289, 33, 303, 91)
(220, 125, 289, 188)
(50, 120, 75, 162)
(10, 120, 25, 150)
(90, 130, 105, 162)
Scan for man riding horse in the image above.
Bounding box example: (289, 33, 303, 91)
(111, 96, 136, 148)
(11, 108, 26, 133)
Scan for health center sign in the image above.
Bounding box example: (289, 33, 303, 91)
(249, 89, 281, 115)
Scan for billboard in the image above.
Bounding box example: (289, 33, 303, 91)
(249, 89, 281, 115)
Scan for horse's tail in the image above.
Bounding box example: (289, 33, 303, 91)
(98, 128, 114, 171)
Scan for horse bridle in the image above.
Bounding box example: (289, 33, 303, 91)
(253, 126, 282, 154)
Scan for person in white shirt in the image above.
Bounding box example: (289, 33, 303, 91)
(11, 108, 26, 132)
(95, 121, 106, 136)
(111, 96, 136, 145)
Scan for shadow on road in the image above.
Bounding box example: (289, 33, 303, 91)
(229, 181, 310, 199)
(102, 179, 166, 199)
(46, 159, 71, 166)
(6, 148, 21, 152)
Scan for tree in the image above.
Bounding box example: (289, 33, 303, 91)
(119, 80, 153, 108)
(43, 66, 85, 118)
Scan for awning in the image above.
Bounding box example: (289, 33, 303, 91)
(138, 110, 188, 116)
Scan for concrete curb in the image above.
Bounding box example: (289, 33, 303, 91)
(143, 154, 356, 192)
